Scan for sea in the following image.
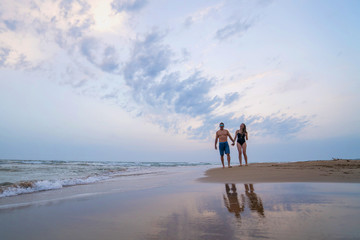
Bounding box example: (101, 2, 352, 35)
(0, 159, 213, 198)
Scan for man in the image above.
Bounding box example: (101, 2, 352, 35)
(215, 122, 235, 168)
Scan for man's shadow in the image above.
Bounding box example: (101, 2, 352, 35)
(223, 183, 265, 219)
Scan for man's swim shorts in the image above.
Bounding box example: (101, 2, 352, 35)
(219, 142, 230, 156)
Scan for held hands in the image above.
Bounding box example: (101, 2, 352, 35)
(231, 142, 235, 146)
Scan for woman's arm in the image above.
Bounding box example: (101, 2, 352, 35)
(246, 132, 249, 140)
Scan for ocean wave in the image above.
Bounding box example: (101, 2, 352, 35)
(0, 182, 14, 187)
(0, 175, 113, 198)
(0, 168, 21, 172)
(0, 160, 213, 198)
(0, 159, 212, 167)
(0, 169, 167, 198)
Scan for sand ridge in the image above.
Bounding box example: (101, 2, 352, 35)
(199, 159, 360, 183)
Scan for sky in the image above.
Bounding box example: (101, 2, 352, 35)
(0, 0, 359, 163)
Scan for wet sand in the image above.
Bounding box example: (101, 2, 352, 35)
(200, 159, 360, 183)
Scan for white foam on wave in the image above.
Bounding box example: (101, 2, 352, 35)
(0, 161, 214, 198)
(0, 175, 112, 198)
(0, 169, 164, 198)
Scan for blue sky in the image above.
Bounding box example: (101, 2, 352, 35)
(0, 0, 359, 163)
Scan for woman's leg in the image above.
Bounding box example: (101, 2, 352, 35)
(237, 142, 243, 165)
(242, 142, 248, 165)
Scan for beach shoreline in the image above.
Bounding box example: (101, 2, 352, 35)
(199, 159, 360, 183)
(1, 162, 360, 239)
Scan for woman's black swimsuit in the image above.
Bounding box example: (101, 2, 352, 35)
(237, 132, 246, 146)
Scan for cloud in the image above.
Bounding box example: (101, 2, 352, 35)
(80, 37, 98, 63)
(0, 47, 10, 66)
(71, 79, 88, 88)
(118, 29, 310, 140)
(59, 0, 91, 16)
(3, 19, 18, 31)
(123, 30, 173, 89)
(101, 46, 120, 72)
(183, 3, 224, 27)
(215, 20, 251, 40)
(80, 37, 120, 73)
(151, 72, 219, 117)
(101, 89, 120, 100)
(121, 30, 224, 118)
(0, 1, 310, 142)
(67, 17, 93, 38)
(119, 30, 232, 133)
(249, 114, 309, 137)
(276, 76, 312, 93)
(111, 0, 147, 13)
(0, 47, 28, 69)
(0, 0, 97, 71)
(183, 17, 194, 28)
(224, 92, 241, 105)
(55, 1, 95, 43)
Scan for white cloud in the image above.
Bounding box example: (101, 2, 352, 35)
(184, 2, 224, 27)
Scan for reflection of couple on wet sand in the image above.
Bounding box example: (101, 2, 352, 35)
(215, 122, 248, 168)
(223, 184, 264, 219)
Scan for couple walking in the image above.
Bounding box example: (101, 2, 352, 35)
(215, 122, 248, 168)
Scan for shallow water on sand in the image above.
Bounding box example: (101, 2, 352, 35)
(145, 182, 360, 240)
(0, 166, 359, 240)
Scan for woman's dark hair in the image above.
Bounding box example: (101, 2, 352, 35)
(241, 123, 247, 134)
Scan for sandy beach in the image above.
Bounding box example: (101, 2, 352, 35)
(1, 161, 360, 239)
(200, 159, 360, 183)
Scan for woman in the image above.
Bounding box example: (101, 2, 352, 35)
(232, 123, 248, 166)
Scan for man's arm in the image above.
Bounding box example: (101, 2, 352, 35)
(227, 130, 235, 143)
(232, 130, 237, 145)
(215, 132, 218, 149)
(233, 130, 238, 142)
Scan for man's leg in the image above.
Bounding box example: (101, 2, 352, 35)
(224, 142, 231, 168)
(227, 153, 231, 168)
(219, 143, 225, 168)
